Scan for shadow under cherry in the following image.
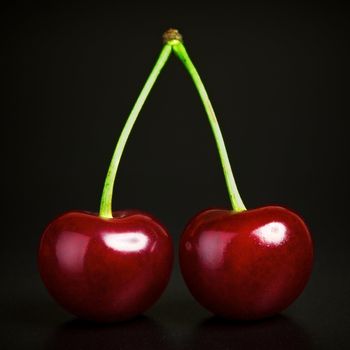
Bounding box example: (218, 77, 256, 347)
(44, 315, 172, 350)
(188, 314, 313, 350)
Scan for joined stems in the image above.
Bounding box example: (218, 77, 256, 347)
(99, 29, 246, 218)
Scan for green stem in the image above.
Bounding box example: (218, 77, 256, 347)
(170, 39, 246, 212)
(99, 44, 172, 218)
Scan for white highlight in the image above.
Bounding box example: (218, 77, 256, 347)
(253, 222, 286, 245)
(103, 233, 148, 252)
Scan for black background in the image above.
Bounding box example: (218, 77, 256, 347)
(1, 1, 350, 349)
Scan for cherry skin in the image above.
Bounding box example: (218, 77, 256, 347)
(179, 206, 313, 320)
(38, 210, 173, 322)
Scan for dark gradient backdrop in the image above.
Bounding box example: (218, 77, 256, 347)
(1, 2, 349, 349)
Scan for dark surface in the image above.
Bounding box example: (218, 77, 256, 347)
(1, 2, 350, 349)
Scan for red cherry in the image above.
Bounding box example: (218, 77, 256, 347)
(179, 206, 313, 320)
(37, 35, 176, 322)
(38, 210, 173, 322)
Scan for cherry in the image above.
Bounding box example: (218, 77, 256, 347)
(38, 35, 176, 322)
(39, 211, 172, 322)
(179, 206, 313, 320)
(38, 28, 314, 322)
(163, 30, 314, 319)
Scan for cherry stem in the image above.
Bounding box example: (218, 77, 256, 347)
(168, 35, 246, 212)
(99, 44, 172, 218)
(99, 29, 246, 217)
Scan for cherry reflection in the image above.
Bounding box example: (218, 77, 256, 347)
(55, 232, 89, 273)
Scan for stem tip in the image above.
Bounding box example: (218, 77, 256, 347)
(163, 28, 183, 44)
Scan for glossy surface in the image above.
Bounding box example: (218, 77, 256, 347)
(38, 211, 173, 322)
(179, 206, 313, 320)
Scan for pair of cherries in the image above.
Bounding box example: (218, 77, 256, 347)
(38, 29, 313, 322)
